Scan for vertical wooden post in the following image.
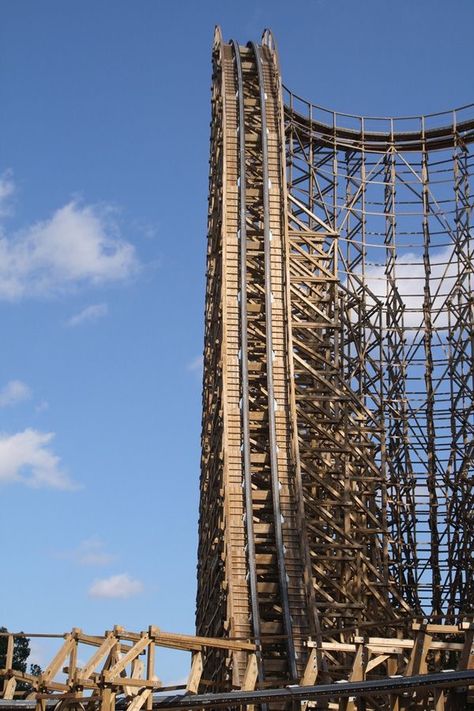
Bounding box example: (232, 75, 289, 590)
(457, 626, 474, 670)
(5, 635, 14, 671)
(341, 643, 365, 711)
(434, 688, 446, 711)
(68, 629, 80, 687)
(387, 657, 400, 711)
(100, 687, 115, 711)
(300, 648, 319, 687)
(146, 635, 155, 711)
(2, 636, 16, 698)
(405, 627, 432, 676)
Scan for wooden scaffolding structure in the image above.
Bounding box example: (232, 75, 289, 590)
(196, 27, 474, 706)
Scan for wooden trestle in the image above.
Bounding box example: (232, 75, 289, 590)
(197, 27, 400, 690)
(196, 25, 474, 701)
(2, 625, 474, 711)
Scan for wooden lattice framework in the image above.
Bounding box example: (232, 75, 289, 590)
(196, 26, 474, 703)
(2, 624, 474, 711)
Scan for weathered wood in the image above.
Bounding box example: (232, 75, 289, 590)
(185, 653, 203, 695)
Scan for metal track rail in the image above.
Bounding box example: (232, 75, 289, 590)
(250, 41, 297, 681)
(149, 669, 474, 710)
(229, 39, 264, 687)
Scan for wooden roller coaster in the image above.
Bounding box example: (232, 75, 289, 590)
(2, 27, 473, 711)
(195, 26, 474, 708)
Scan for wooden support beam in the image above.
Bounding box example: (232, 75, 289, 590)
(67, 629, 79, 686)
(104, 636, 149, 681)
(434, 688, 446, 711)
(80, 634, 117, 680)
(387, 656, 400, 711)
(100, 687, 115, 711)
(366, 653, 390, 673)
(242, 654, 258, 691)
(300, 648, 319, 686)
(2, 678, 16, 700)
(41, 635, 75, 684)
(146, 634, 156, 711)
(405, 628, 432, 676)
(127, 689, 153, 711)
(186, 652, 203, 695)
(457, 626, 474, 670)
(340, 644, 365, 711)
(5, 636, 14, 671)
(123, 659, 145, 697)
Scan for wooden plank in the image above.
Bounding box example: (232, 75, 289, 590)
(186, 652, 203, 695)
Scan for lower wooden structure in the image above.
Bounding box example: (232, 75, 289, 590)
(1, 623, 474, 710)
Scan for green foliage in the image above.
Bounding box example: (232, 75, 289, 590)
(30, 664, 42, 677)
(0, 627, 30, 673)
(0, 627, 42, 691)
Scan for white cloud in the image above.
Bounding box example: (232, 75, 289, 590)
(0, 429, 77, 490)
(67, 303, 108, 327)
(348, 245, 461, 337)
(0, 173, 14, 217)
(77, 538, 116, 566)
(35, 400, 49, 414)
(27, 640, 47, 669)
(186, 355, 203, 373)
(0, 380, 32, 407)
(59, 537, 116, 566)
(0, 177, 138, 299)
(88, 573, 143, 599)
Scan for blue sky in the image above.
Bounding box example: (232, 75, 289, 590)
(0, 0, 473, 683)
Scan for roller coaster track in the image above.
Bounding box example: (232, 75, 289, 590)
(200, 33, 309, 685)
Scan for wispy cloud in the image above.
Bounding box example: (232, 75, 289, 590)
(67, 303, 108, 327)
(348, 244, 461, 339)
(0, 380, 32, 408)
(35, 400, 49, 414)
(27, 640, 47, 669)
(0, 429, 77, 490)
(88, 573, 143, 599)
(186, 355, 203, 373)
(57, 537, 116, 566)
(0, 173, 15, 217)
(0, 175, 139, 300)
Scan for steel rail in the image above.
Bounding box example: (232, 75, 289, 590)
(262, 28, 327, 655)
(148, 669, 474, 709)
(229, 39, 265, 688)
(250, 40, 298, 681)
